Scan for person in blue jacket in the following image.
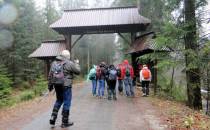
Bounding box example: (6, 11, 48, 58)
(88, 65, 97, 96)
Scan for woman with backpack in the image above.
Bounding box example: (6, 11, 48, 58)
(107, 64, 117, 100)
(139, 64, 152, 96)
(87, 65, 97, 96)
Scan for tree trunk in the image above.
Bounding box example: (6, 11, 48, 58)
(184, 0, 202, 109)
(206, 65, 210, 115)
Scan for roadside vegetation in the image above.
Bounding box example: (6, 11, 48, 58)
(0, 75, 47, 108)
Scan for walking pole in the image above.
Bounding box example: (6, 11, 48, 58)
(37, 89, 54, 103)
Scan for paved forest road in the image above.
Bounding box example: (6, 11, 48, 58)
(20, 83, 167, 130)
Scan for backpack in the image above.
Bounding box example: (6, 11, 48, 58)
(108, 69, 117, 80)
(89, 71, 96, 80)
(51, 61, 65, 85)
(125, 66, 130, 77)
(96, 66, 102, 79)
(142, 69, 150, 79)
(117, 68, 121, 77)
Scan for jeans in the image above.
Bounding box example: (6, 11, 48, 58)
(98, 79, 105, 97)
(124, 77, 134, 96)
(142, 81, 150, 95)
(91, 80, 97, 96)
(53, 85, 72, 111)
(108, 80, 117, 99)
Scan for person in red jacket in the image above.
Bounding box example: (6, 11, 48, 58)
(116, 63, 124, 94)
(122, 60, 134, 97)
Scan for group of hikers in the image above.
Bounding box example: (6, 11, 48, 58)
(87, 60, 152, 100)
(47, 49, 152, 128)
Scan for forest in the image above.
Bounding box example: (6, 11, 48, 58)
(0, 0, 209, 118)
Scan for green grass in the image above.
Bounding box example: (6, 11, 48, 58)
(0, 76, 47, 108)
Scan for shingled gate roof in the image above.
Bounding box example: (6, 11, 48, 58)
(50, 6, 151, 34)
(29, 40, 66, 59)
(126, 32, 170, 55)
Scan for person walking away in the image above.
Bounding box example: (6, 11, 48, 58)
(139, 64, 152, 96)
(116, 63, 124, 95)
(96, 62, 106, 98)
(122, 60, 134, 97)
(88, 65, 97, 96)
(101, 62, 109, 97)
(107, 65, 117, 100)
(48, 50, 81, 128)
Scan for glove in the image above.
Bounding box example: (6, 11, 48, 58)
(48, 83, 54, 92)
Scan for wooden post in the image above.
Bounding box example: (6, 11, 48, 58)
(154, 59, 158, 95)
(131, 32, 137, 86)
(65, 34, 72, 59)
(87, 43, 90, 73)
(44, 59, 50, 79)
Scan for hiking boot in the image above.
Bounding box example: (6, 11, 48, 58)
(49, 108, 59, 125)
(113, 97, 117, 100)
(130, 95, 135, 98)
(61, 110, 74, 128)
(142, 93, 146, 97)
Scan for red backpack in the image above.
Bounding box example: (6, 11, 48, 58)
(142, 69, 150, 79)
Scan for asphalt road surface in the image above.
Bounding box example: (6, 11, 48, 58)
(20, 83, 167, 130)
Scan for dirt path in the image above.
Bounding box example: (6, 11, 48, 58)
(0, 82, 168, 130)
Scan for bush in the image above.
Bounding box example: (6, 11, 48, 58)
(157, 74, 187, 102)
(0, 65, 13, 108)
(172, 85, 187, 102)
(33, 76, 47, 96)
(19, 91, 35, 101)
(20, 81, 32, 89)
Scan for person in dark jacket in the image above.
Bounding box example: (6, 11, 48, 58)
(48, 50, 80, 128)
(107, 64, 117, 100)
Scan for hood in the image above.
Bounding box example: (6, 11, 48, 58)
(109, 64, 115, 69)
(55, 55, 64, 61)
(123, 60, 129, 65)
(92, 65, 97, 69)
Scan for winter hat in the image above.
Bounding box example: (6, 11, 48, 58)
(100, 62, 106, 67)
(123, 60, 129, 65)
(143, 64, 147, 67)
(143, 64, 148, 69)
(61, 50, 70, 60)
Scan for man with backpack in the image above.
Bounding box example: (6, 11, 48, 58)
(139, 64, 152, 97)
(88, 65, 97, 96)
(107, 64, 117, 100)
(48, 50, 80, 128)
(122, 60, 134, 97)
(116, 63, 124, 95)
(96, 62, 106, 98)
